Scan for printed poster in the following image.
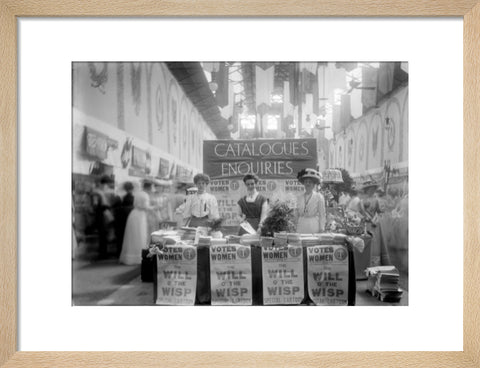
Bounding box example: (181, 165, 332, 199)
(261, 245, 304, 305)
(156, 244, 197, 305)
(307, 244, 349, 306)
(210, 244, 252, 305)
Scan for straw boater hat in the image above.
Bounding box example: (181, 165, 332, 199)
(297, 168, 322, 185)
(186, 186, 198, 193)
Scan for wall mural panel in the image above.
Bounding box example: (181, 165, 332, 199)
(368, 113, 382, 170)
(336, 136, 345, 168)
(401, 90, 408, 163)
(384, 98, 402, 166)
(149, 63, 167, 150)
(356, 121, 368, 175)
(329, 141, 335, 168)
(345, 128, 355, 173)
(124, 62, 149, 142)
(73, 63, 118, 128)
(180, 97, 188, 162)
(168, 79, 179, 156)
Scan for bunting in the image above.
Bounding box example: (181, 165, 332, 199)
(255, 64, 275, 107)
(377, 62, 395, 97)
(220, 69, 235, 119)
(361, 66, 378, 111)
(332, 94, 351, 134)
(215, 62, 229, 108)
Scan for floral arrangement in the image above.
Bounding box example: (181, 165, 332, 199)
(260, 201, 296, 237)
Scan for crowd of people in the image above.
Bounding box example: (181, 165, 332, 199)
(75, 169, 408, 269)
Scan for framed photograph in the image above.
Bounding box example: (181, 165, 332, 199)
(1, 1, 478, 367)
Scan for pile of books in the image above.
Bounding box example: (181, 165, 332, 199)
(365, 266, 403, 303)
(179, 227, 197, 242)
(150, 230, 180, 244)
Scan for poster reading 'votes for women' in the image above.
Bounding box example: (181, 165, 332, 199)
(210, 244, 253, 305)
(261, 245, 304, 305)
(203, 139, 317, 227)
(307, 245, 349, 306)
(156, 244, 197, 305)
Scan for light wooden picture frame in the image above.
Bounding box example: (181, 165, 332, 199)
(1, 1, 478, 367)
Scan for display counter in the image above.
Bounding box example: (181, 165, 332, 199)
(150, 237, 357, 306)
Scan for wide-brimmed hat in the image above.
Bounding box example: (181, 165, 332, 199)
(297, 168, 322, 185)
(154, 178, 173, 187)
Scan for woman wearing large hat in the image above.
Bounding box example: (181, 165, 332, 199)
(295, 168, 326, 234)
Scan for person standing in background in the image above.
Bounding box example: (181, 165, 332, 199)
(295, 169, 326, 234)
(237, 174, 269, 235)
(119, 180, 155, 265)
(153, 179, 173, 225)
(183, 173, 219, 227)
(115, 181, 134, 257)
(91, 175, 115, 259)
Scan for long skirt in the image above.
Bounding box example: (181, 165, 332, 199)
(119, 209, 148, 265)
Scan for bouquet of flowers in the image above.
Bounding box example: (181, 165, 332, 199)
(260, 201, 296, 237)
(343, 209, 365, 236)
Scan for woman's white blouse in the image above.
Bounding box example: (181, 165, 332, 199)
(183, 192, 219, 219)
(296, 192, 326, 228)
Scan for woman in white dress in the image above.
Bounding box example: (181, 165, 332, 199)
(119, 185, 152, 265)
(295, 168, 326, 234)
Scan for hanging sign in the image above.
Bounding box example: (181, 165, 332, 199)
(307, 244, 349, 306)
(156, 244, 197, 305)
(261, 245, 304, 305)
(203, 138, 317, 180)
(210, 244, 252, 305)
(157, 158, 170, 179)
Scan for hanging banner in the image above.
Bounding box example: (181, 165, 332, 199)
(261, 245, 304, 305)
(210, 244, 252, 305)
(156, 244, 197, 305)
(307, 244, 349, 306)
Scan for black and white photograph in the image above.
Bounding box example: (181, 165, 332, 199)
(72, 61, 409, 306)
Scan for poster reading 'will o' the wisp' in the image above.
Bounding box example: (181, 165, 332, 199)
(261, 245, 304, 305)
(210, 244, 252, 305)
(307, 245, 349, 306)
(156, 244, 197, 305)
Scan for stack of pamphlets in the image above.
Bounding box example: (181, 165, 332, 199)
(365, 266, 403, 303)
(197, 236, 212, 247)
(287, 233, 301, 245)
(226, 235, 241, 244)
(240, 233, 260, 246)
(300, 236, 321, 247)
(273, 233, 288, 246)
(210, 238, 227, 246)
(260, 237, 274, 247)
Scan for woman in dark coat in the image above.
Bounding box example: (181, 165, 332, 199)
(237, 174, 269, 235)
